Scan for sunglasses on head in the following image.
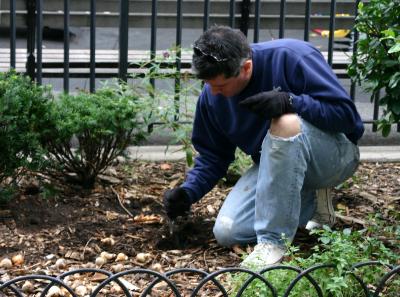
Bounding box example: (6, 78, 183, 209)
(193, 45, 228, 63)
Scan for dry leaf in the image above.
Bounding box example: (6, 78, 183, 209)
(65, 251, 81, 261)
(90, 272, 109, 282)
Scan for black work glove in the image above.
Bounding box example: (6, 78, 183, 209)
(163, 188, 192, 220)
(239, 90, 295, 119)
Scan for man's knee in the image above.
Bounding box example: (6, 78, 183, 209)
(270, 114, 301, 138)
(213, 216, 236, 247)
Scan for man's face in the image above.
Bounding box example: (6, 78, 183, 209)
(204, 60, 252, 98)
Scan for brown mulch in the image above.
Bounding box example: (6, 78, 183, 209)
(0, 161, 399, 294)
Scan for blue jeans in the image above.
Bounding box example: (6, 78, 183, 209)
(213, 118, 360, 247)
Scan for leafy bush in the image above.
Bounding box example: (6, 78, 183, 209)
(0, 71, 52, 201)
(348, 0, 400, 136)
(130, 50, 201, 167)
(41, 82, 154, 188)
(228, 226, 399, 296)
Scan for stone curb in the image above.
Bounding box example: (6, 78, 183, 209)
(125, 145, 400, 162)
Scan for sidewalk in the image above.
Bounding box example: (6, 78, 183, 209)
(126, 145, 400, 162)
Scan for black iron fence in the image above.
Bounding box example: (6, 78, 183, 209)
(1, 0, 399, 132)
(0, 262, 399, 296)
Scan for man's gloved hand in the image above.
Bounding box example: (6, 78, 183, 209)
(239, 90, 294, 118)
(163, 187, 192, 220)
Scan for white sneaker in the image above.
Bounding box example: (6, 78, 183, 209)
(306, 188, 336, 230)
(240, 243, 285, 271)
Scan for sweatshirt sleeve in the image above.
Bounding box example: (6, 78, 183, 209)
(181, 95, 236, 203)
(289, 50, 364, 141)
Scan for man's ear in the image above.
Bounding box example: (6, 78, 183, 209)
(242, 59, 253, 77)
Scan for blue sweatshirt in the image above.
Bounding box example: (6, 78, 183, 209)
(182, 39, 364, 203)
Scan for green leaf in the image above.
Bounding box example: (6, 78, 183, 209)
(389, 72, 400, 89)
(388, 43, 400, 53)
(381, 123, 392, 137)
(343, 228, 352, 236)
(320, 236, 331, 244)
(381, 29, 396, 38)
(382, 60, 399, 67)
(322, 225, 333, 232)
(185, 148, 193, 167)
(392, 101, 400, 115)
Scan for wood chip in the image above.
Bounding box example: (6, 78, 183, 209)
(336, 214, 368, 226)
(359, 191, 379, 204)
(133, 214, 162, 224)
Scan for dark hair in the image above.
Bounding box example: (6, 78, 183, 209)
(192, 26, 252, 80)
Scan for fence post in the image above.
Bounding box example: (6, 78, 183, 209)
(26, 0, 36, 80)
(229, 0, 235, 28)
(174, 0, 183, 122)
(327, 0, 337, 66)
(253, 0, 260, 42)
(10, 0, 16, 68)
(239, 0, 251, 36)
(89, 0, 96, 92)
(118, 0, 129, 82)
(279, 0, 286, 38)
(35, 0, 43, 84)
(63, 0, 70, 93)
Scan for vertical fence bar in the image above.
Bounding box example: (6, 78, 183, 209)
(119, 0, 129, 82)
(253, 0, 260, 42)
(203, 0, 210, 31)
(90, 0, 96, 92)
(304, 0, 311, 41)
(372, 90, 380, 132)
(327, 0, 336, 66)
(239, 0, 251, 36)
(36, 0, 43, 84)
(150, 0, 158, 87)
(63, 0, 70, 93)
(279, 0, 286, 38)
(26, 0, 36, 80)
(229, 0, 235, 28)
(150, 0, 157, 59)
(174, 0, 183, 121)
(10, 0, 16, 68)
(350, 0, 360, 101)
(148, 0, 158, 133)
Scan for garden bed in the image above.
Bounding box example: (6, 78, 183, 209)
(0, 160, 399, 295)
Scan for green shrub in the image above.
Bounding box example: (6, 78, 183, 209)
(348, 0, 400, 136)
(0, 71, 52, 201)
(41, 82, 154, 188)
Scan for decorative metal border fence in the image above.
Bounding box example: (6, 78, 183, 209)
(1, 261, 399, 296)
